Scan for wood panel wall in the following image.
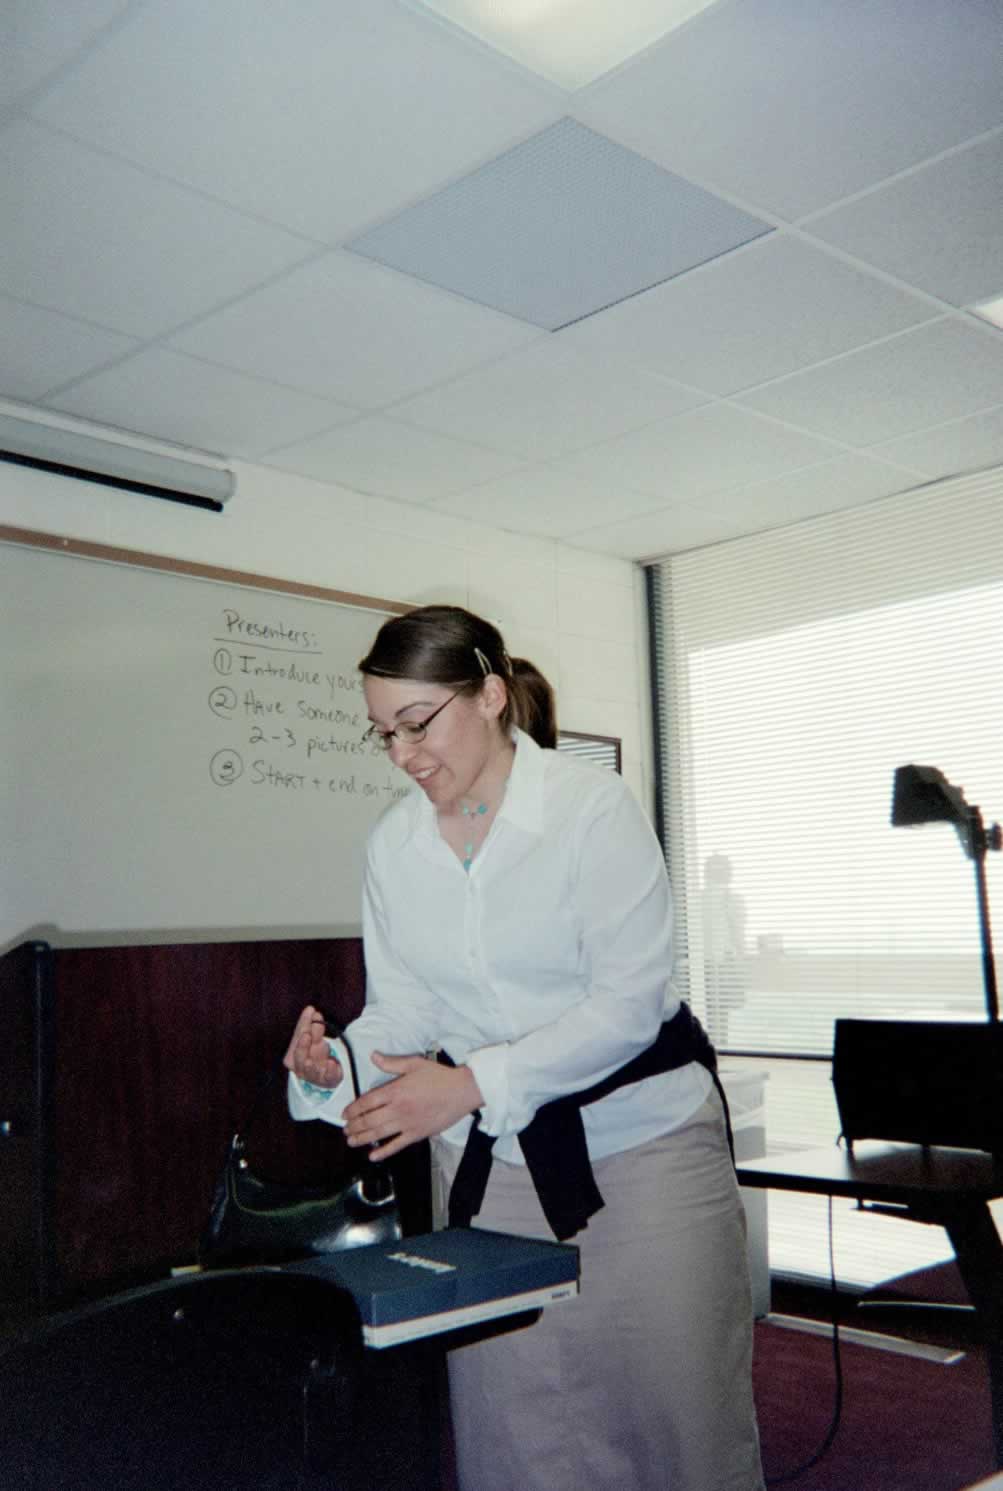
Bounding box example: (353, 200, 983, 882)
(1, 939, 430, 1314)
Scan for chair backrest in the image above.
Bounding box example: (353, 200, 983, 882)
(833, 1018, 1003, 1154)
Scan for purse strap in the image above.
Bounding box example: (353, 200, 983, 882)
(230, 1015, 394, 1203)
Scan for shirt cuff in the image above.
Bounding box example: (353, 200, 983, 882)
(465, 1041, 524, 1139)
(286, 1037, 352, 1126)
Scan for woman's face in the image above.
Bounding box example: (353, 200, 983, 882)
(363, 674, 508, 811)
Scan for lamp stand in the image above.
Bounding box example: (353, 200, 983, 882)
(967, 804, 1002, 1023)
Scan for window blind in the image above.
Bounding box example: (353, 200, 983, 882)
(648, 466, 1003, 1288)
(557, 730, 621, 773)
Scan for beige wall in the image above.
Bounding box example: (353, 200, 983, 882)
(0, 454, 653, 805)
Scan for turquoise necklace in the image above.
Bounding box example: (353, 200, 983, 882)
(460, 799, 489, 871)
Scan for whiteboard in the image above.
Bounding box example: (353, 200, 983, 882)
(1, 529, 410, 950)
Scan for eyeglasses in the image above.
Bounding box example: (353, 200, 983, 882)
(362, 687, 470, 752)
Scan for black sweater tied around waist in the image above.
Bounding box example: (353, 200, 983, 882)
(437, 1002, 730, 1242)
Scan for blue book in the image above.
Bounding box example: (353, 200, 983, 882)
(287, 1227, 580, 1347)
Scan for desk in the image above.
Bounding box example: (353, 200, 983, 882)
(737, 1143, 1003, 1469)
(1, 1268, 447, 1490)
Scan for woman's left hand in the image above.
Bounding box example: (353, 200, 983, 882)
(343, 1053, 483, 1161)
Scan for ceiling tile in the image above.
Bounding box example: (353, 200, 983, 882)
(0, 122, 315, 337)
(0, 292, 137, 400)
(566, 501, 750, 560)
(737, 319, 1003, 445)
(2, 0, 132, 108)
(574, 0, 1003, 219)
(432, 463, 665, 537)
(29, 0, 562, 242)
(261, 415, 524, 502)
(554, 403, 841, 502)
(713, 451, 923, 526)
(44, 348, 359, 459)
(872, 404, 1003, 481)
(169, 252, 540, 408)
(559, 233, 938, 395)
(347, 117, 771, 329)
(568, 451, 924, 561)
(393, 338, 707, 460)
(808, 132, 1003, 309)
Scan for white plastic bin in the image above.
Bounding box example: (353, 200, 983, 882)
(719, 1067, 770, 1318)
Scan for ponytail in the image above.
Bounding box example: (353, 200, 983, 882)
(508, 657, 558, 749)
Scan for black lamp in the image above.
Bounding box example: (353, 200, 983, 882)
(891, 764, 1001, 1022)
(831, 764, 1003, 1155)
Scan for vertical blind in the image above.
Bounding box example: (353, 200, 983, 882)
(647, 467, 1003, 1287)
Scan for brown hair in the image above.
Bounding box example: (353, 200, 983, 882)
(510, 656, 558, 749)
(359, 605, 557, 747)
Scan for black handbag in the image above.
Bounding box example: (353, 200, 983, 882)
(199, 1020, 402, 1269)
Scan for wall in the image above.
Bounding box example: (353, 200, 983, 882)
(0, 453, 652, 808)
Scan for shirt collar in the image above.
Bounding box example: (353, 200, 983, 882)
(498, 727, 545, 835)
(407, 726, 545, 844)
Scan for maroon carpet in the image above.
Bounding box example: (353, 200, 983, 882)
(754, 1319, 995, 1491)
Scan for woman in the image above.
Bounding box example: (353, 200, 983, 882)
(285, 605, 764, 1491)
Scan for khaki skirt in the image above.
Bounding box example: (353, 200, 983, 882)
(432, 1087, 765, 1491)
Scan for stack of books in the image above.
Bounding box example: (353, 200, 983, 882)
(288, 1227, 580, 1347)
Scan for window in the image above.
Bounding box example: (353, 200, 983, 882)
(648, 467, 1003, 1288)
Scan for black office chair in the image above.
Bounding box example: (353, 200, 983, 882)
(1, 1268, 442, 1491)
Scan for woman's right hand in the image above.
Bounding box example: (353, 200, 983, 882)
(283, 1004, 344, 1089)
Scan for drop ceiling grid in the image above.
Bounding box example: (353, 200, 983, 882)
(0, 120, 316, 339)
(346, 118, 772, 330)
(736, 319, 1003, 447)
(572, 0, 1003, 221)
(555, 232, 942, 397)
(0, 291, 138, 403)
(872, 404, 1003, 482)
(24, 0, 567, 246)
(46, 346, 363, 461)
(551, 402, 845, 505)
(167, 252, 543, 410)
(429, 462, 674, 539)
(2, 0, 1003, 561)
(257, 412, 526, 503)
(807, 130, 1003, 309)
(387, 336, 710, 463)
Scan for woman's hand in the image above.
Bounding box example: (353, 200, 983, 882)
(344, 1053, 483, 1161)
(283, 1004, 344, 1089)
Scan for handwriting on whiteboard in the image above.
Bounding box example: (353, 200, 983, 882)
(207, 607, 407, 805)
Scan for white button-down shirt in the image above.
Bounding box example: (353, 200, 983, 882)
(290, 729, 710, 1162)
